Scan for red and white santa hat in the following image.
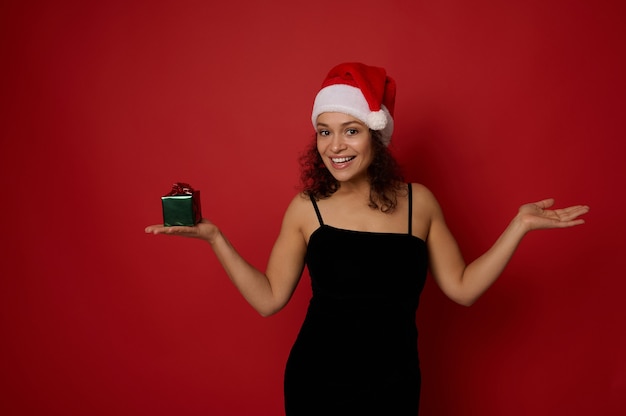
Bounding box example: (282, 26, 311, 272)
(311, 62, 396, 145)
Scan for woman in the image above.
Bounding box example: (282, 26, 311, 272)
(145, 62, 589, 415)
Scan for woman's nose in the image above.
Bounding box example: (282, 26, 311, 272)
(330, 137, 346, 153)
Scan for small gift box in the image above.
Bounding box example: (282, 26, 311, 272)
(161, 182, 202, 226)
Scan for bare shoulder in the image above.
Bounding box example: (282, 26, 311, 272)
(409, 183, 441, 211)
(407, 183, 442, 239)
(281, 192, 319, 238)
(284, 192, 313, 218)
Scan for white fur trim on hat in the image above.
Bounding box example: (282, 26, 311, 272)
(312, 84, 394, 145)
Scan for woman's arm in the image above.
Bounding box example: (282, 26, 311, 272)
(145, 195, 309, 316)
(418, 186, 589, 306)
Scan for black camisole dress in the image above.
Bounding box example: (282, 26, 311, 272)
(284, 184, 428, 415)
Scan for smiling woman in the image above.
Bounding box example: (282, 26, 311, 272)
(145, 62, 589, 415)
(301, 124, 405, 213)
(316, 114, 374, 180)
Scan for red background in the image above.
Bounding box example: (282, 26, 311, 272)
(1, 0, 624, 415)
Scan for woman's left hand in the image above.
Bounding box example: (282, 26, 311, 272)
(517, 198, 589, 232)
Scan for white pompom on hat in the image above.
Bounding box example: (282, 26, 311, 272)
(311, 62, 397, 145)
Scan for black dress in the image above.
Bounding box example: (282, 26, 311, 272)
(284, 184, 428, 415)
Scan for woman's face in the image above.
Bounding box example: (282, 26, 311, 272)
(315, 112, 374, 183)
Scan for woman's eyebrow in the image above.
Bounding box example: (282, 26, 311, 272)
(316, 121, 364, 128)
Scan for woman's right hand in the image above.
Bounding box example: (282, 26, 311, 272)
(145, 219, 220, 243)
(145, 194, 310, 316)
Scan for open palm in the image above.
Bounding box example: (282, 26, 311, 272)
(145, 219, 219, 242)
(518, 198, 589, 231)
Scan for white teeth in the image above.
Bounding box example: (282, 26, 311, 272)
(331, 156, 354, 163)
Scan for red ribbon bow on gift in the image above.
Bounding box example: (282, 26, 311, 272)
(167, 182, 195, 196)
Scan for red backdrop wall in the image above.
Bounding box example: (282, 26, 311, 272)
(1, 0, 624, 415)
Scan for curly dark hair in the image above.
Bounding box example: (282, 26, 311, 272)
(299, 130, 406, 213)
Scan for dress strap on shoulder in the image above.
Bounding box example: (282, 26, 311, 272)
(309, 194, 324, 226)
(407, 183, 413, 235)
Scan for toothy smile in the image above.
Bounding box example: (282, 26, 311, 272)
(331, 156, 356, 163)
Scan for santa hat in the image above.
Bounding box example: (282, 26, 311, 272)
(311, 62, 396, 145)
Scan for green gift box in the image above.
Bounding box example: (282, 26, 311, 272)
(161, 183, 202, 226)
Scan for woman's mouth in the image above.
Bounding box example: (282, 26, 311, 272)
(330, 156, 356, 169)
(330, 156, 356, 165)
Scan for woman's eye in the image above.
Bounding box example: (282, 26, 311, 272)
(346, 128, 358, 135)
(318, 130, 330, 136)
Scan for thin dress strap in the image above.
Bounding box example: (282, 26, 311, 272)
(407, 183, 413, 235)
(310, 194, 324, 226)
